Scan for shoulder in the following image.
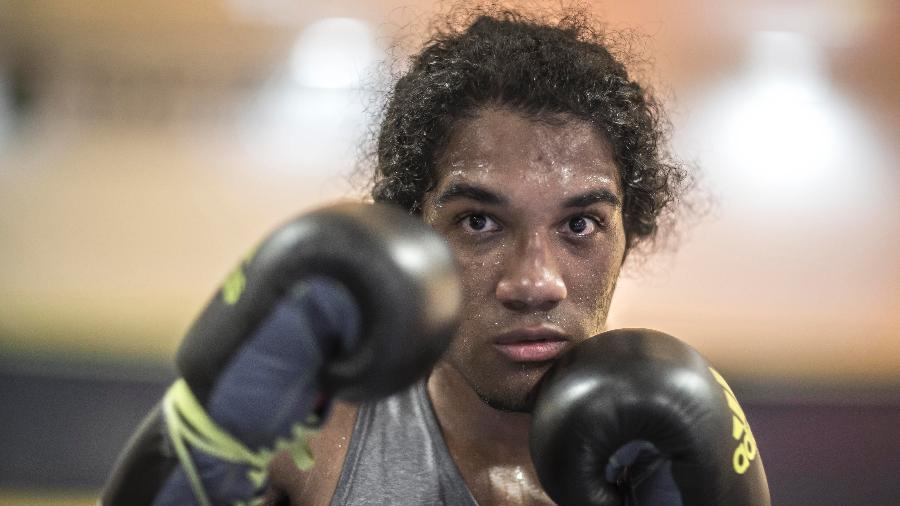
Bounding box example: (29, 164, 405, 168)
(265, 401, 359, 506)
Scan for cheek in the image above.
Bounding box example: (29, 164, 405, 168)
(565, 246, 623, 306)
(447, 237, 505, 291)
(456, 251, 500, 311)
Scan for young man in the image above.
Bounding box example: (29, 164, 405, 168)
(265, 9, 687, 505)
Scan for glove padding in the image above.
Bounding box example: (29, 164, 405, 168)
(530, 328, 770, 506)
(178, 202, 462, 404)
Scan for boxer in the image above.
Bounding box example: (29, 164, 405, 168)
(104, 6, 770, 505)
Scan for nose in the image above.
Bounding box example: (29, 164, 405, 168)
(496, 232, 567, 312)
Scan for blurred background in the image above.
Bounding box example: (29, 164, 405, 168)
(0, 0, 897, 504)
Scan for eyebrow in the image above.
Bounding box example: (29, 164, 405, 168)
(434, 183, 507, 206)
(562, 189, 621, 209)
(433, 182, 621, 209)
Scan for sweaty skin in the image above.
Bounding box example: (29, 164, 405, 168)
(424, 106, 626, 413)
(266, 106, 627, 505)
(423, 106, 627, 504)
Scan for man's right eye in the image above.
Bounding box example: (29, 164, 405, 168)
(459, 213, 501, 233)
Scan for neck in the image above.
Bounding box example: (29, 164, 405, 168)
(426, 360, 555, 505)
(426, 360, 532, 454)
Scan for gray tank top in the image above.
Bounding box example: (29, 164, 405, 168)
(330, 381, 479, 505)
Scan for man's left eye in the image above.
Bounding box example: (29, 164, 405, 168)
(562, 216, 600, 236)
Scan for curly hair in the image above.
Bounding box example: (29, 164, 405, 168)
(370, 8, 688, 251)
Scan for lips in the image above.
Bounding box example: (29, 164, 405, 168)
(492, 326, 571, 363)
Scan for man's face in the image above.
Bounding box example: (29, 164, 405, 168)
(423, 106, 627, 412)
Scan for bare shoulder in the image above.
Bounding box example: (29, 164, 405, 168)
(265, 401, 359, 506)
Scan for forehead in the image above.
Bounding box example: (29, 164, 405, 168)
(435, 107, 620, 193)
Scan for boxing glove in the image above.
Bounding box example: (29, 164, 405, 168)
(102, 202, 462, 505)
(530, 328, 770, 506)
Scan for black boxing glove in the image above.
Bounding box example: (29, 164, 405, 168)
(530, 329, 770, 506)
(102, 203, 461, 506)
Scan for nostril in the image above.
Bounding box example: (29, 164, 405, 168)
(502, 300, 527, 312)
(534, 299, 561, 312)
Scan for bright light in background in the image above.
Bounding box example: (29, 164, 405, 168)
(719, 31, 838, 189)
(230, 17, 383, 170)
(289, 18, 379, 89)
(235, 86, 371, 170)
(681, 29, 886, 216)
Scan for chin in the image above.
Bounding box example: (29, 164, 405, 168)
(468, 361, 551, 413)
(475, 388, 533, 413)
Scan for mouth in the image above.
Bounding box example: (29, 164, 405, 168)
(491, 325, 571, 363)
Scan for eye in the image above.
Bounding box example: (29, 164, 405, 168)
(560, 215, 602, 236)
(459, 213, 501, 234)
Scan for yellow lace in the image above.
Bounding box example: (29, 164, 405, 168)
(161, 379, 317, 506)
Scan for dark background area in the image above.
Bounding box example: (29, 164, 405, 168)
(2, 357, 899, 505)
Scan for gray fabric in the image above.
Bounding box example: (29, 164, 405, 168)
(330, 381, 479, 505)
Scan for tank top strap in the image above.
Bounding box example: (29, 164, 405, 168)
(330, 381, 478, 505)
